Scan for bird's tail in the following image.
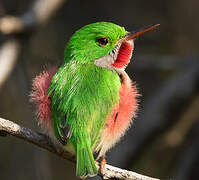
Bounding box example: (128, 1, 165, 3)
(76, 136, 98, 178)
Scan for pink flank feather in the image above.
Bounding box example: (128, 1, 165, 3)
(96, 72, 138, 157)
(31, 67, 57, 130)
(106, 73, 138, 135)
(31, 65, 138, 158)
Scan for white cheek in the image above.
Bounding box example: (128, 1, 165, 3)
(94, 54, 115, 69)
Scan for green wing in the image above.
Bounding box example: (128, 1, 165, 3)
(48, 61, 121, 176)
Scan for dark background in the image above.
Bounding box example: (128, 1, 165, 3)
(0, 0, 199, 180)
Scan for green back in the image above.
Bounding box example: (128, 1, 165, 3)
(48, 61, 120, 148)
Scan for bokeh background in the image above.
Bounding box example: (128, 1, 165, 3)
(0, 0, 199, 180)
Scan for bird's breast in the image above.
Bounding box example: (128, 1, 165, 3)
(95, 71, 138, 157)
(106, 71, 138, 137)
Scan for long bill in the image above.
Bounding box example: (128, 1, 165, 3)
(126, 24, 160, 40)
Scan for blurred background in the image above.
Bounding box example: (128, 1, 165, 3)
(0, 0, 199, 180)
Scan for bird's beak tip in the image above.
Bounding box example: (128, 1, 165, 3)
(126, 24, 160, 40)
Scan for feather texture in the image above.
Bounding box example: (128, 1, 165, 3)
(31, 67, 57, 130)
(96, 72, 138, 157)
(48, 61, 121, 176)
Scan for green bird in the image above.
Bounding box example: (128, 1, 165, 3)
(31, 22, 159, 178)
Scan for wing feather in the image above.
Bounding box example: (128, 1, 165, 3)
(48, 61, 121, 150)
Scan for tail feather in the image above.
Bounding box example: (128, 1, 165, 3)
(76, 140, 98, 177)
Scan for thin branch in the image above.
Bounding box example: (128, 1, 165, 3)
(0, 117, 74, 162)
(98, 163, 160, 180)
(0, 40, 20, 88)
(0, 0, 66, 34)
(0, 0, 66, 89)
(0, 117, 159, 180)
(32, 0, 66, 25)
(0, 16, 24, 34)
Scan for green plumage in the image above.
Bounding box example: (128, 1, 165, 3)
(64, 22, 127, 63)
(48, 22, 127, 177)
(48, 62, 120, 176)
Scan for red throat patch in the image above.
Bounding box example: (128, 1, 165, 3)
(112, 41, 134, 68)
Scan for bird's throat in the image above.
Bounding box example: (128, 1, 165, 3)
(94, 40, 134, 72)
(112, 41, 134, 69)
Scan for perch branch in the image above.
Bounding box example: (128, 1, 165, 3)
(0, 117, 159, 180)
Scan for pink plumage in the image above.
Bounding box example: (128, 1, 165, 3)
(96, 72, 138, 157)
(31, 67, 57, 129)
(106, 72, 138, 135)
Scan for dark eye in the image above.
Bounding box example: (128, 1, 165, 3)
(97, 37, 109, 46)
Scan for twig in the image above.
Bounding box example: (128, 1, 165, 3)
(98, 163, 160, 180)
(0, 117, 159, 180)
(163, 94, 199, 147)
(0, 16, 24, 34)
(0, 0, 66, 89)
(33, 0, 66, 25)
(0, 117, 74, 162)
(0, 0, 65, 34)
(0, 40, 20, 88)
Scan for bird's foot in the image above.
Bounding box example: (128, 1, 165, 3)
(99, 156, 106, 176)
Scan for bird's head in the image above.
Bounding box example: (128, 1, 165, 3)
(64, 22, 159, 71)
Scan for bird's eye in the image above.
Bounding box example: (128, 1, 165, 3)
(97, 37, 109, 46)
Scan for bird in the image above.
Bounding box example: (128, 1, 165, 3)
(31, 22, 159, 178)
